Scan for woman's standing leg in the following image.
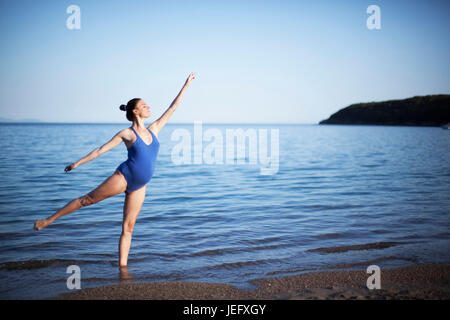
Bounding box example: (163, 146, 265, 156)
(119, 185, 146, 267)
(34, 170, 127, 230)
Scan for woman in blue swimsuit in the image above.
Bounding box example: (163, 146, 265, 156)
(33, 73, 195, 269)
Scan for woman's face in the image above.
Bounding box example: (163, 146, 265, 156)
(135, 100, 151, 119)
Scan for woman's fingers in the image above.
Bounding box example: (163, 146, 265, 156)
(187, 72, 195, 82)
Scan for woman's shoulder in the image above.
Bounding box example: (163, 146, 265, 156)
(119, 127, 132, 134)
(118, 127, 134, 141)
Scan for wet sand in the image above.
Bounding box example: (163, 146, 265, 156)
(56, 263, 450, 300)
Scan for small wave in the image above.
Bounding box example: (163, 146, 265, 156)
(154, 196, 195, 202)
(153, 195, 221, 203)
(0, 259, 89, 271)
(360, 164, 381, 168)
(296, 166, 338, 171)
(328, 256, 414, 269)
(76, 277, 118, 283)
(181, 243, 292, 258)
(0, 232, 28, 239)
(139, 271, 187, 282)
(184, 249, 230, 258)
(158, 170, 213, 179)
(334, 191, 372, 196)
(307, 241, 404, 254)
(47, 276, 118, 284)
(11, 241, 62, 250)
(244, 243, 291, 251)
(312, 232, 351, 240)
(265, 256, 412, 277)
(432, 232, 450, 240)
(281, 203, 365, 211)
(244, 236, 285, 246)
(266, 266, 320, 276)
(204, 258, 279, 270)
(80, 253, 116, 259)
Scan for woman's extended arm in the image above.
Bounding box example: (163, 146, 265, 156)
(64, 130, 125, 173)
(150, 73, 195, 134)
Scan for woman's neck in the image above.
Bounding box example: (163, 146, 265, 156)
(132, 118, 146, 130)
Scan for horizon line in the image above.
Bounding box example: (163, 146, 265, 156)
(0, 121, 319, 125)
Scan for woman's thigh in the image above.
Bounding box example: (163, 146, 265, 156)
(81, 170, 127, 206)
(122, 185, 146, 228)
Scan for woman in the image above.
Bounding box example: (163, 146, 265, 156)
(33, 72, 196, 269)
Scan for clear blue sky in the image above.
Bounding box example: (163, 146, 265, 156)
(0, 0, 449, 123)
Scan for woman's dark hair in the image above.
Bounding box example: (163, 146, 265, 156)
(119, 98, 141, 121)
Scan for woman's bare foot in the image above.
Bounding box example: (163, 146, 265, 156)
(119, 266, 133, 283)
(34, 218, 52, 231)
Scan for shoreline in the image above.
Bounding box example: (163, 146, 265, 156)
(56, 263, 450, 300)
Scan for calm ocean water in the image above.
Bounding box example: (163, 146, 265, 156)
(0, 123, 449, 299)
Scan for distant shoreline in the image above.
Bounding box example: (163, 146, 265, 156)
(0, 122, 447, 127)
(0, 122, 318, 125)
(319, 94, 450, 127)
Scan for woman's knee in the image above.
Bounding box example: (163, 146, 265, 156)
(78, 191, 97, 207)
(122, 221, 135, 234)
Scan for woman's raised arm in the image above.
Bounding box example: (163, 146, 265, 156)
(64, 129, 126, 173)
(150, 73, 195, 135)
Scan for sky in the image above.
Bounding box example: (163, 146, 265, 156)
(0, 0, 449, 124)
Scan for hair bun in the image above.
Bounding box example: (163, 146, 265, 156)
(119, 104, 127, 111)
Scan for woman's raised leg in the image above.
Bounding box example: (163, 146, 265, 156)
(118, 185, 146, 267)
(34, 170, 127, 230)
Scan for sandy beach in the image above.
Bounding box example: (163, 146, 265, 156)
(56, 263, 450, 300)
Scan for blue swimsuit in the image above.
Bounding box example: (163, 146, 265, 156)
(116, 126, 160, 194)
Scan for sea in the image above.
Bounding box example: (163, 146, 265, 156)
(0, 123, 449, 299)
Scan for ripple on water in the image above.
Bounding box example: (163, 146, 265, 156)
(0, 259, 91, 271)
(307, 241, 405, 254)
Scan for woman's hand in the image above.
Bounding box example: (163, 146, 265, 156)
(64, 162, 78, 173)
(184, 72, 196, 87)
